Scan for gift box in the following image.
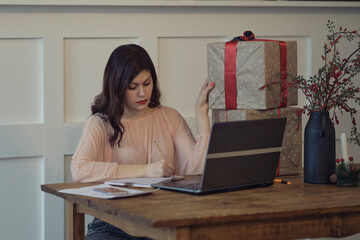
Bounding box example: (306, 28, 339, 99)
(207, 39, 298, 110)
(212, 107, 302, 176)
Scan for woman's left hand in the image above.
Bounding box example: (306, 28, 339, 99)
(195, 80, 214, 135)
(195, 80, 214, 114)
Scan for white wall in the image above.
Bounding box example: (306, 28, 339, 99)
(0, 1, 359, 240)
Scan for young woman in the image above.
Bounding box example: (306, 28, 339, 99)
(71, 44, 214, 239)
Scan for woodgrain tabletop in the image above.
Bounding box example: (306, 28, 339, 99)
(41, 174, 360, 240)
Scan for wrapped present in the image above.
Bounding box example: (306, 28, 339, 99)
(207, 32, 297, 110)
(212, 107, 302, 176)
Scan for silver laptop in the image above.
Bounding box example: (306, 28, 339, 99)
(151, 118, 286, 195)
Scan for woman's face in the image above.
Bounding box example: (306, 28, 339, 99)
(123, 69, 154, 119)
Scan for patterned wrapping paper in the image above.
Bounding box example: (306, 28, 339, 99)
(207, 41, 298, 110)
(212, 107, 302, 176)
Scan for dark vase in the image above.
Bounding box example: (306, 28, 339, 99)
(304, 111, 336, 184)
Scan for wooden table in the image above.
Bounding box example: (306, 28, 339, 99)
(41, 175, 360, 240)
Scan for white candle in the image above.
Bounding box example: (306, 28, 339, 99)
(340, 132, 349, 167)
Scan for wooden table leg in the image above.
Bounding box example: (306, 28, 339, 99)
(67, 201, 85, 240)
(173, 227, 190, 240)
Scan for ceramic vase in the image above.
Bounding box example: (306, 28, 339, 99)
(304, 111, 336, 184)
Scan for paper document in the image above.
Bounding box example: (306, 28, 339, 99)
(105, 176, 184, 188)
(59, 184, 157, 199)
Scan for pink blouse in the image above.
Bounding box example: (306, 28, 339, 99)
(71, 106, 210, 182)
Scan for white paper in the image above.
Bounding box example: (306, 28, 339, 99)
(59, 184, 158, 199)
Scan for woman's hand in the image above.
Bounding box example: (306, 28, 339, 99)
(196, 80, 214, 114)
(195, 80, 215, 135)
(115, 159, 174, 179)
(144, 159, 174, 177)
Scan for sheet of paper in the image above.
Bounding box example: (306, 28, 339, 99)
(59, 184, 157, 199)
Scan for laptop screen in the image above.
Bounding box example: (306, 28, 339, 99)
(201, 118, 286, 190)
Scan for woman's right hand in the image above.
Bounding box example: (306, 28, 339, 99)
(144, 159, 174, 177)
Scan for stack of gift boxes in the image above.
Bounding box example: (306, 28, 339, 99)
(207, 38, 302, 175)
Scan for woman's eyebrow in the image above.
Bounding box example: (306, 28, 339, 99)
(130, 76, 152, 85)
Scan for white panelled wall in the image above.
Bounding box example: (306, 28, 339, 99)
(0, 2, 359, 240)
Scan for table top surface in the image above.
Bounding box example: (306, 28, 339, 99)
(41, 175, 360, 229)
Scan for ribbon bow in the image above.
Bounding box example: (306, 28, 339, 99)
(231, 31, 255, 42)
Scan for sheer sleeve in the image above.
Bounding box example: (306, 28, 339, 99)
(71, 116, 118, 182)
(166, 108, 210, 175)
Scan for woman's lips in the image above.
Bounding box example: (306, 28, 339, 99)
(136, 100, 147, 105)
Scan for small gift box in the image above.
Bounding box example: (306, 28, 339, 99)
(212, 107, 302, 176)
(207, 32, 298, 110)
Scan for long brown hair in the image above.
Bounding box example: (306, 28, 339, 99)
(91, 44, 161, 147)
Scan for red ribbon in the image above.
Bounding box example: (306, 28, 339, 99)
(224, 41, 238, 110)
(224, 32, 288, 109)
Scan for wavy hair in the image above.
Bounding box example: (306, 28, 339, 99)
(91, 44, 161, 147)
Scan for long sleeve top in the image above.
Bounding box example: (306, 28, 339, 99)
(71, 106, 210, 182)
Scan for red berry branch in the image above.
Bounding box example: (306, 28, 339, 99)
(260, 21, 360, 146)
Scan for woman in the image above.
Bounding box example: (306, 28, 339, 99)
(71, 44, 214, 239)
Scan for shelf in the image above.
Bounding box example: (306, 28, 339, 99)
(0, 0, 359, 8)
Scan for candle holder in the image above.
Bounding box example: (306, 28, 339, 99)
(330, 157, 360, 187)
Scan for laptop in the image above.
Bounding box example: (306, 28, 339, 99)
(151, 117, 287, 195)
